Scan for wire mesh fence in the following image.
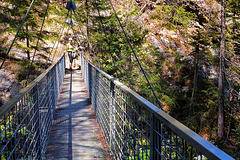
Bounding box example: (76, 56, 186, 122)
(0, 55, 65, 160)
(81, 54, 233, 160)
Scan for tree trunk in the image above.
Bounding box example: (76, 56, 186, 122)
(26, 24, 30, 60)
(191, 48, 199, 101)
(85, 0, 90, 58)
(191, 31, 201, 102)
(218, 0, 225, 140)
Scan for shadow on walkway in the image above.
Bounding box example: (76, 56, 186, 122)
(45, 70, 110, 160)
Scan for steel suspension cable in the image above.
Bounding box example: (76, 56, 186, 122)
(73, 10, 94, 60)
(53, 22, 71, 61)
(108, 0, 163, 110)
(73, 10, 101, 67)
(31, 0, 50, 63)
(45, 10, 69, 68)
(51, 10, 72, 62)
(44, 37, 59, 68)
(72, 18, 101, 66)
(93, 2, 113, 68)
(26, 0, 50, 85)
(0, 0, 36, 70)
(51, 22, 70, 62)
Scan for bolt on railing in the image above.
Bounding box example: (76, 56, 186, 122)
(0, 55, 65, 160)
(81, 54, 234, 160)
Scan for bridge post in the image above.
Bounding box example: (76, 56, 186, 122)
(64, 53, 66, 72)
(52, 65, 58, 118)
(150, 113, 155, 160)
(81, 54, 84, 79)
(55, 64, 60, 105)
(109, 81, 116, 156)
(93, 69, 98, 112)
(62, 55, 66, 89)
(88, 63, 92, 100)
(33, 84, 42, 159)
(85, 59, 88, 90)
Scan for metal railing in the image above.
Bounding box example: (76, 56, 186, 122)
(0, 55, 65, 160)
(81, 54, 234, 160)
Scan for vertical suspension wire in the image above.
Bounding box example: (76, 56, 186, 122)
(51, 23, 70, 62)
(73, 10, 101, 67)
(0, 0, 36, 70)
(51, 1, 76, 62)
(31, 0, 50, 64)
(108, 0, 163, 110)
(56, 23, 71, 65)
(26, 0, 51, 85)
(45, 10, 70, 68)
(93, 2, 112, 68)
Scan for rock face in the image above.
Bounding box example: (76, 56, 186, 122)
(114, 0, 235, 96)
(146, 22, 191, 56)
(186, 0, 221, 24)
(0, 69, 21, 105)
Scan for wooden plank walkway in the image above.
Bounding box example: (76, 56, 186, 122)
(45, 70, 110, 160)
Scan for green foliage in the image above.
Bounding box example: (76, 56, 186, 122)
(173, 6, 196, 30)
(88, 3, 148, 81)
(153, 5, 196, 30)
(16, 60, 40, 83)
(130, 7, 141, 16)
(161, 94, 175, 107)
(1, 114, 29, 160)
(0, 0, 235, 157)
(234, 122, 240, 146)
(0, 0, 66, 61)
(48, 3, 67, 16)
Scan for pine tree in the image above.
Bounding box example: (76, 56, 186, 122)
(1, 0, 48, 60)
(190, 29, 210, 101)
(218, 0, 226, 140)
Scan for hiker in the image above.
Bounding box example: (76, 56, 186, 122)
(67, 38, 74, 70)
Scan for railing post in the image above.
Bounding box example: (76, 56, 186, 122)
(85, 59, 87, 83)
(93, 69, 98, 112)
(81, 54, 84, 79)
(63, 54, 65, 69)
(83, 56, 85, 80)
(110, 81, 115, 155)
(150, 113, 154, 160)
(55, 65, 59, 106)
(34, 84, 42, 159)
(81, 54, 83, 79)
(88, 63, 92, 100)
(62, 56, 65, 89)
(52, 65, 57, 117)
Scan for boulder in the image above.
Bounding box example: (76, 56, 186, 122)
(149, 35, 164, 52)
(208, 66, 218, 79)
(1, 78, 12, 88)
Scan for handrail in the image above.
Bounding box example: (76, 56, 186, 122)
(0, 55, 65, 119)
(81, 54, 234, 160)
(0, 54, 65, 160)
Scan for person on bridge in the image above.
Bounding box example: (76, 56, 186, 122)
(67, 38, 74, 70)
(74, 41, 85, 70)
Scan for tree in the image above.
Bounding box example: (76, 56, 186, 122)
(190, 29, 210, 101)
(1, 0, 48, 60)
(218, 0, 226, 140)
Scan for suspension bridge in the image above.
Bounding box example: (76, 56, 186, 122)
(0, 0, 236, 160)
(0, 54, 234, 160)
